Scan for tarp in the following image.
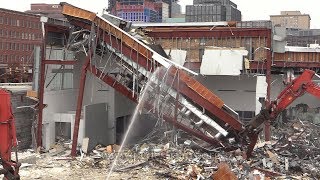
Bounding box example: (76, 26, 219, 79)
(200, 48, 248, 76)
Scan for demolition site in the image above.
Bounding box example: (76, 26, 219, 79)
(1, 1, 320, 179)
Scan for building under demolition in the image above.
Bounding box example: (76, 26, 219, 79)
(1, 2, 320, 180)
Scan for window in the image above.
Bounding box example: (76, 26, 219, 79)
(17, 19, 19, 26)
(32, 34, 35, 40)
(21, 32, 24, 39)
(0, 17, 3, 24)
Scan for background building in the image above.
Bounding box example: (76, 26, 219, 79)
(286, 28, 320, 47)
(0, 8, 42, 83)
(185, 0, 241, 22)
(270, 11, 311, 30)
(26, 4, 65, 20)
(108, 0, 181, 22)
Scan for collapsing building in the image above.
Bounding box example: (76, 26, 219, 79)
(25, 3, 320, 161)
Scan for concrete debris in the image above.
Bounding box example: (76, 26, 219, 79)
(16, 118, 320, 179)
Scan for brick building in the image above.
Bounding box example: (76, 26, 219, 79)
(26, 4, 65, 20)
(186, 0, 241, 22)
(0, 8, 42, 83)
(270, 11, 311, 30)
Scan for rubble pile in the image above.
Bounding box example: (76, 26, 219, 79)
(17, 119, 320, 179)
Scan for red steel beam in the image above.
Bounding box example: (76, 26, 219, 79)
(87, 63, 224, 147)
(71, 55, 91, 157)
(87, 65, 138, 103)
(43, 60, 77, 65)
(37, 27, 47, 148)
(146, 28, 270, 38)
(264, 31, 272, 141)
(162, 67, 244, 131)
(184, 59, 320, 71)
(68, 18, 243, 132)
(250, 61, 320, 69)
(69, 19, 158, 72)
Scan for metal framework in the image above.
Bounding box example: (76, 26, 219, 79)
(37, 3, 320, 156)
(59, 3, 254, 157)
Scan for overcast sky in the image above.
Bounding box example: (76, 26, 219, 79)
(0, 0, 318, 28)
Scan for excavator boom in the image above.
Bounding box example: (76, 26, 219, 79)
(0, 89, 20, 180)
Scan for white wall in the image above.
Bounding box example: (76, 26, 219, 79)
(195, 74, 320, 114)
(196, 75, 257, 111)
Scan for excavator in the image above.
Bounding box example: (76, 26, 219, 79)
(0, 89, 20, 180)
(1, 69, 320, 179)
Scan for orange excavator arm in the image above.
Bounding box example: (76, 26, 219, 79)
(246, 69, 320, 157)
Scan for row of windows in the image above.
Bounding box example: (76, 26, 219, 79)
(0, 54, 32, 63)
(0, 29, 41, 40)
(0, 42, 36, 51)
(0, 16, 41, 29)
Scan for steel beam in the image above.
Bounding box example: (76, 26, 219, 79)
(145, 28, 270, 38)
(69, 19, 157, 72)
(161, 67, 243, 131)
(43, 60, 77, 65)
(37, 27, 47, 148)
(87, 64, 138, 103)
(71, 55, 91, 157)
(87, 63, 224, 147)
(264, 31, 272, 141)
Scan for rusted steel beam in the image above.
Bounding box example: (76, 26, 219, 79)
(46, 24, 69, 33)
(162, 67, 244, 131)
(62, 3, 153, 60)
(264, 33, 272, 141)
(68, 19, 243, 132)
(37, 27, 47, 148)
(145, 28, 270, 38)
(69, 19, 158, 72)
(250, 61, 320, 69)
(71, 55, 91, 157)
(87, 64, 223, 147)
(87, 65, 138, 103)
(43, 60, 77, 65)
(273, 61, 320, 68)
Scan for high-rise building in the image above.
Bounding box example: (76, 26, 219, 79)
(108, 0, 180, 22)
(185, 0, 241, 22)
(270, 11, 311, 30)
(155, 2, 169, 22)
(110, 0, 157, 22)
